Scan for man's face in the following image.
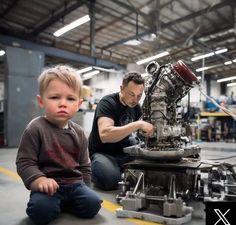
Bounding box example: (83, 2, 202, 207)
(120, 81, 144, 108)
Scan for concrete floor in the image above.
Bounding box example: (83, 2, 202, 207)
(0, 141, 236, 225)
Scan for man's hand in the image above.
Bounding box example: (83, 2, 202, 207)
(139, 121, 154, 137)
(98, 117, 154, 143)
(30, 177, 59, 196)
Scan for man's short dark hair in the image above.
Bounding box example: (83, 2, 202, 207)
(122, 72, 144, 87)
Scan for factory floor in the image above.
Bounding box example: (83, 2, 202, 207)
(0, 142, 236, 225)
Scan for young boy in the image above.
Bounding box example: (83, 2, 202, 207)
(16, 65, 102, 225)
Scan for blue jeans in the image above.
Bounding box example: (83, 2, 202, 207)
(26, 183, 102, 225)
(91, 153, 134, 191)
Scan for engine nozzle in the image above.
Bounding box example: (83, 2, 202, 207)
(146, 61, 160, 75)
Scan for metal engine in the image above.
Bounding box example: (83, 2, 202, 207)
(116, 61, 236, 224)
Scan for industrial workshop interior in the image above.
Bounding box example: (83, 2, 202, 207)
(1, 0, 236, 225)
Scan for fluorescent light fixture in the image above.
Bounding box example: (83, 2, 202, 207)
(82, 70, 100, 80)
(191, 48, 228, 61)
(53, 15, 90, 37)
(196, 63, 222, 72)
(77, 66, 93, 74)
(196, 67, 209, 72)
(233, 59, 236, 63)
(142, 33, 156, 41)
(12, 42, 20, 47)
(124, 39, 142, 46)
(0, 50, 5, 56)
(136, 51, 169, 65)
(224, 61, 232, 65)
(227, 82, 236, 87)
(93, 66, 116, 73)
(215, 48, 228, 54)
(217, 76, 236, 83)
(191, 52, 214, 61)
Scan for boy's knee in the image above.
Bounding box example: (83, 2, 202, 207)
(71, 191, 102, 218)
(27, 198, 60, 225)
(87, 199, 102, 218)
(79, 198, 102, 218)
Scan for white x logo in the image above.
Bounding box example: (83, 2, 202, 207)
(214, 209, 230, 225)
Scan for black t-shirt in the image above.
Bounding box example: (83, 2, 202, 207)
(88, 92, 142, 156)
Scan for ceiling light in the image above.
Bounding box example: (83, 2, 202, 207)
(227, 82, 236, 87)
(0, 50, 5, 56)
(82, 70, 100, 80)
(191, 48, 228, 61)
(196, 63, 221, 72)
(136, 51, 169, 65)
(215, 48, 228, 54)
(53, 15, 90, 37)
(93, 66, 116, 73)
(191, 52, 214, 61)
(224, 61, 232, 65)
(217, 76, 236, 83)
(196, 67, 209, 72)
(77, 66, 93, 74)
(124, 39, 142, 46)
(12, 42, 20, 47)
(142, 33, 157, 41)
(233, 59, 236, 63)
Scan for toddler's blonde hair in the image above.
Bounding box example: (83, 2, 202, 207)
(38, 65, 82, 97)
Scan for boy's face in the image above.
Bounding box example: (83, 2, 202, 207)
(37, 79, 82, 128)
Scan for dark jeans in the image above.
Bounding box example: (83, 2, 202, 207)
(26, 182, 102, 225)
(91, 153, 134, 191)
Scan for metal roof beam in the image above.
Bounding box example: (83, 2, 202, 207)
(104, 0, 234, 49)
(29, 0, 87, 37)
(0, 0, 19, 17)
(0, 34, 125, 70)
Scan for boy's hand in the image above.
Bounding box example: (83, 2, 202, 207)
(30, 177, 59, 196)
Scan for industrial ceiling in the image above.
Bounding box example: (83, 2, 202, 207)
(0, 0, 236, 81)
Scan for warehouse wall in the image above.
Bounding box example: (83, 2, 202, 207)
(89, 71, 123, 98)
(5, 46, 44, 147)
(227, 86, 236, 98)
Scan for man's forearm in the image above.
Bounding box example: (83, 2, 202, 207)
(100, 121, 141, 143)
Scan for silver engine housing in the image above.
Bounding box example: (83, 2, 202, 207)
(116, 60, 236, 224)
